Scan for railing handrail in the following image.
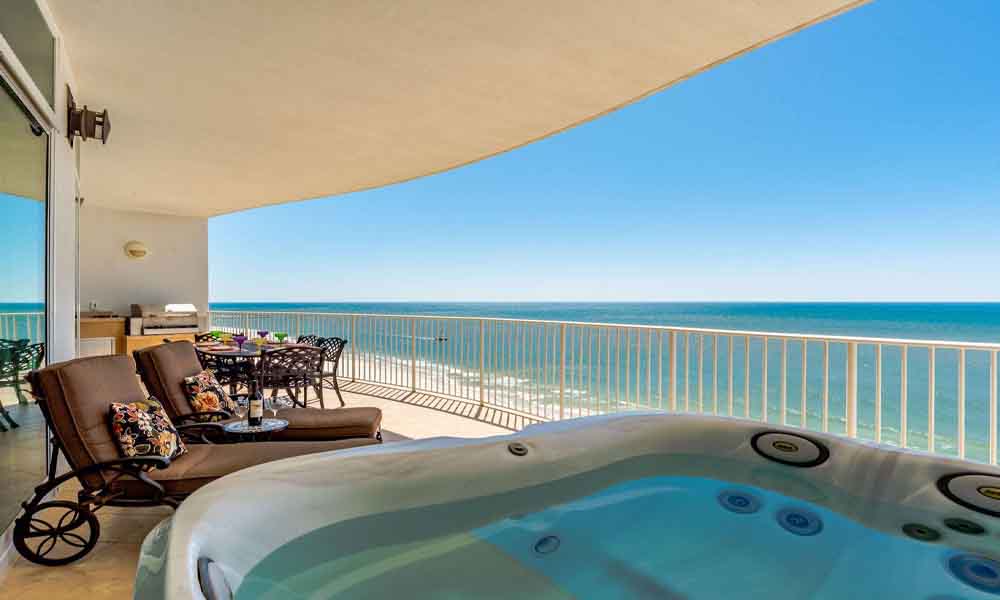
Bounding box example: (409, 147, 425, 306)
(207, 309, 1000, 350)
(0, 311, 45, 316)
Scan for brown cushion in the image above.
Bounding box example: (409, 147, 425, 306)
(29, 355, 151, 491)
(112, 438, 380, 498)
(109, 401, 187, 460)
(269, 406, 382, 441)
(134, 341, 204, 419)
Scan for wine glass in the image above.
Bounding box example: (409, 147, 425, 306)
(210, 330, 223, 340)
(257, 330, 269, 341)
(221, 332, 233, 345)
(233, 334, 247, 350)
(275, 332, 287, 344)
(233, 399, 248, 423)
(265, 396, 280, 421)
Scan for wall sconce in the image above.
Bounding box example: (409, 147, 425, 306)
(67, 87, 111, 146)
(124, 241, 149, 260)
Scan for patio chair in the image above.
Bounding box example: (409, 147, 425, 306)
(0, 340, 42, 430)
(296, 334, 320, 346)
(17, 354, 377, 566)
(135, 341, 382, 442)
(0, 341, 24, 431)
(260, 345, 324, 408)
(316, 337, 348, 407)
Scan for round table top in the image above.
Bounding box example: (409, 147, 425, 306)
(194, 342, 309, 357)
(223, 418, 288, 434)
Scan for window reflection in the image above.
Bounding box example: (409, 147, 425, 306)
(0, 0, 56, 108)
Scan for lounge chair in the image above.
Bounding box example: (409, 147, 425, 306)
(16, 354, 377, 566)
(134, 341, 382, 442)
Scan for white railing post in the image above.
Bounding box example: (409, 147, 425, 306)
(559, 323, 566, 420)
(846, 341, 858, 438)
(727, 336, 734, 416)
(296, 313, 302, 339)
(780, 338, 787, 425)
(479, 319, 485, 407)
(990, 350, 998, 465)
(928, 347, 936, 452)
(800, 340, 808, 428)
(350, 315, 357, 382)
(743, 335, 750, 418)
(410, 317, 417, 392)
(668, 331, 677, 410)
(761, 336, 768, 422)
(958, 347, 966, 459)
(874, 343, 882, 442)
(900, 344, 908, 447)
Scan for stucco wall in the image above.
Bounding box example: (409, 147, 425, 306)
(79, 206, 208, 315)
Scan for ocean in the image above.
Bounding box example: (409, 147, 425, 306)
(209, 302, 1000, 342)
(6, 302, 1000, 462)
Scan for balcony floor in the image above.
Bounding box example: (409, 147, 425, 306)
(1, 386, 513, 598)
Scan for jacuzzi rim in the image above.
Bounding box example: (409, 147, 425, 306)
(750, 430, 830, 468)
(938, 472, 1000, 518)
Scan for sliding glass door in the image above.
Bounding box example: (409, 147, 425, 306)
(0, 78, 48, 530)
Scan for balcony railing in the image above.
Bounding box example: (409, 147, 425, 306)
(209, 310, 1000, 464)
(0, 312, 45, 345)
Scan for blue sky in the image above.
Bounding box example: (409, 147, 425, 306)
(201, 0, 995, 301)
(1, 194, 45, 303)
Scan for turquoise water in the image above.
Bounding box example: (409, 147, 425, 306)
(209, 303, 1000, 462)
(210, 302, 1000, 342)
(237, 472, 1000, 599)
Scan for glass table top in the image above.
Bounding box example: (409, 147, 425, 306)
(222, 418, 288, 434)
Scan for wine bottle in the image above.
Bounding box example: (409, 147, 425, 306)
(248, 380, 263, 427)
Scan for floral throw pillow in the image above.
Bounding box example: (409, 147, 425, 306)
(182, 369, 239, 418)
(109, 402, 186, 461)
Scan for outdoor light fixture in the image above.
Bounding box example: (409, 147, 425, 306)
(66, 87, 111, 146)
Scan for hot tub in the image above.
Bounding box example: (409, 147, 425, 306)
(135, 413, 1000, 599)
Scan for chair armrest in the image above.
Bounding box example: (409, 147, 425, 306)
(34, 455, 172, 496)
(89, 456, 172, 471)
(175, 422, 225, 444)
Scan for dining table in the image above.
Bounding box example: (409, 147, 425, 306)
(193, 340, 313, 396)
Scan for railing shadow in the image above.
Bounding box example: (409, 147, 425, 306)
(340, 381, 545, 432)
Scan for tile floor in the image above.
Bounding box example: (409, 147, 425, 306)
(0, 386, 513, 598)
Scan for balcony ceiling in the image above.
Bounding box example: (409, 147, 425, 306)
(48, 0, 866, 217)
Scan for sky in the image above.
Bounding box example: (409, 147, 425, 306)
(204, 1, 995, 301)
(0, 194, 45, 303)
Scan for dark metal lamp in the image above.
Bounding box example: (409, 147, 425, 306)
(67, 87, 110, 146)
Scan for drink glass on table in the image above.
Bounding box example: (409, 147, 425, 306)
(274, 332, 287, 344)
(233, 334, 247, 350)
(233, 400, 248, 423)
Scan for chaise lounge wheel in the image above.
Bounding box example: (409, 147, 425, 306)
(13, 500, 100, 566)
